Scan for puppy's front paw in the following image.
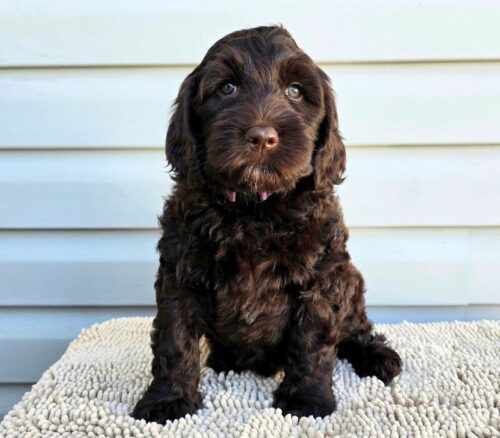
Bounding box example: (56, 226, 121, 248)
(272, 383, 336, 418)
(131, 390, 201, 424)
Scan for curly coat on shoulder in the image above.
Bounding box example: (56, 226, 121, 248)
(132, 26, 402, 423)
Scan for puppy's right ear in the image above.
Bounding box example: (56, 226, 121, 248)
(166, 70, 200, 180)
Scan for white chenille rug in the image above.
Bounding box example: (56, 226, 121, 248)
(1, 318, 499, 437)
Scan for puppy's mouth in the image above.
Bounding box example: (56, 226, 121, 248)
(225, 190, 273, 203)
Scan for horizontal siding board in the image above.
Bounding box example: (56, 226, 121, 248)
(0, 305, 497, 383)
(0, 384, 33, 419)
(1, 0, 499, 66)
(367, 305, 500, 324)
(0, 308, 155, 383)
(350, 228, 500, 305)
(338, 146, 500, 227)
(1, 228, 498, 306)
(0, 338, 71, 385)
(0, 147, 499, 229)
(0, 150, 168, 229)
(0, 262, 156, 306)
(1, 64, 499, 148)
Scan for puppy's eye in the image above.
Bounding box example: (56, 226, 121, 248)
(220, 82, 238, 96)
(285, 83, 302, 100)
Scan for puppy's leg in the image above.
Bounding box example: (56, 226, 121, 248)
(338, 319, 402, 385)
(273, 297, 338, 418)
(337, 269, 402, 384)
(131, 281, 202, 423)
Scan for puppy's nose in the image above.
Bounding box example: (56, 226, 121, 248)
(246, 126, 279, 151)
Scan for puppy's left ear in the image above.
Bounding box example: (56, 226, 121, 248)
(313, 68, 346, 191)
(166, 69, 201, 180)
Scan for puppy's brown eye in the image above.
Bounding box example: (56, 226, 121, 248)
(220, 82, 238, 96)
(286, 83, 302, 100)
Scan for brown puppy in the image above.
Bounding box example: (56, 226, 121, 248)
(132, 26, 402, 423)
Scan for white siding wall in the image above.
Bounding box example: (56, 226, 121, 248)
(1, 0, 499, 417)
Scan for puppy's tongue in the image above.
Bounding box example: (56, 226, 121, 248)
(225, 191, 272, 203)
(259, 191, 270, 202)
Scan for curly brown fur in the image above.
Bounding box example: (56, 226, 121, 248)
(131, 25, 402, 424)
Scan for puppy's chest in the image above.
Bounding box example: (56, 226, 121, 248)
(205, 222, 322, 346)
(211, 238, 291, 345)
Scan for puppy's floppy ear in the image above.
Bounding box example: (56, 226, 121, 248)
(166, 69, 200, 180)
(313, 68, 346, 191)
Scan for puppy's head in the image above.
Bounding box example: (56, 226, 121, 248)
(166, 26, 345, 201)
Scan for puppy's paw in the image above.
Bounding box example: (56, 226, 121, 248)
(272, 384, 336, 418)
(131, 390, 201, 424)
(373, 346, 402, 384)
(355, 344, 403, 385)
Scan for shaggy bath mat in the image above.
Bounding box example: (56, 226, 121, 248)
(1, 318, 498, 437)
